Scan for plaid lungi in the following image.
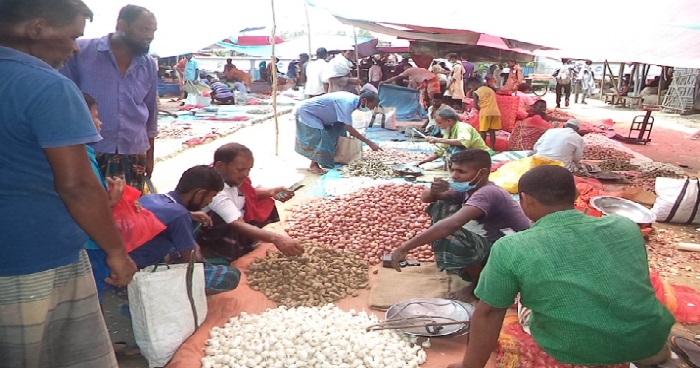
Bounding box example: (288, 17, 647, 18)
(426, 200, 492, 282)
(95, 152, 147, 192)
(0, 250, 117, 368)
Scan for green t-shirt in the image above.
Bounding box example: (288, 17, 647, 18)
(475, 210, 674, 365)
(435, 122, 490, 157)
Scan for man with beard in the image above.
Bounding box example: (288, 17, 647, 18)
(61, 4, 158, 192)
(128, 165, 224, 269)
(0, 0, 136, 366)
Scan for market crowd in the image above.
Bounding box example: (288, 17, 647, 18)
(0, 0, 677, 367)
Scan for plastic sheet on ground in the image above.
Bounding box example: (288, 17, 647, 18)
(309, 169, 412, 198)
(650, 270, 700, 324)
(491, 151, 534, 164)
(378, 84, 427, 121)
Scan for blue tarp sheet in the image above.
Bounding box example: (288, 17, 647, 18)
(378, 84, 427, 122)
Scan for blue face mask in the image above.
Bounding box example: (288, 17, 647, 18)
(449, 169, 484, 192)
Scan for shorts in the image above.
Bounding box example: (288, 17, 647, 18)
(479, 115, 502, 132)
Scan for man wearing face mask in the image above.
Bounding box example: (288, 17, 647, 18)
(127, 165, 224, 269)
(295, 91, 382, 174)
(61, 4, 159, 192)
(391, 149, 530, 302)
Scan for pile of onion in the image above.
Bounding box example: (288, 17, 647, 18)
(286, 184, 434, 264)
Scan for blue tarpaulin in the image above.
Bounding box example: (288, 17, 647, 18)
(378, 84, 426, 122)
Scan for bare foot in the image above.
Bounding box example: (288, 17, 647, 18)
(446, 285, 478, 303)
(307, 164, 325, 175)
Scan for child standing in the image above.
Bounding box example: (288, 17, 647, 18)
(470, 79, 502, 150)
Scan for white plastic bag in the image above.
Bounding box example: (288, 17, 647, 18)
(334, 136, 362, 164)
(651, 177, 700, 224)
(128, 262, 207, 367)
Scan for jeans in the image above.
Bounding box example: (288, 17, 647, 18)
(555, 83, 572, 106)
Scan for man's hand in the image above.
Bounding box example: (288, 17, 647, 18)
(104, 252, 137, 287)
(191, 211, 213, 227)
(271, 187, 294, 202)
(426, 136, 441, 144)
(145, 158, 154, 178)
(368, 142, 381, 152)
(106, 177, 125, 207)
(274, 235, 304, 257)
(390, 246, 409, 272)
(430, 178, 450, 196)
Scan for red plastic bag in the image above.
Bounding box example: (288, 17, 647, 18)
(112, 185, 167, 252)
(484, 136, 509, 152)
(650, 271, 700, 324)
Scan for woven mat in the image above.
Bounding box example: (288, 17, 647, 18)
(369, 263, 448, 311)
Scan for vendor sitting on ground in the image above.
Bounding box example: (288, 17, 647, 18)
(447, 166, 674, 368)
(210, 78, 234, 104)
(417, 109, 490, 167)
(533, 120, 585, 171)
(515, 83, 536, 117)
(197, 143, 304, 261)
(422, 93, 455, 136)
(128, 165, 224, 269)
(295, 91, 381, 174)
(527, 100, 569, 124)
(391, 149, 531, 302)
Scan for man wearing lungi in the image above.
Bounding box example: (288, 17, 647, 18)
(391, 149, 530, 302)
(197, 143, 304, 262)
(0, 1, 137, 366)
(294, 91, 381, 174)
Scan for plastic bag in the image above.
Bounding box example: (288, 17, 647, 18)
(651, 178, 700, 225)
(508, 116, 552, 151)
(650, 270, 700, 324)
(113, 185, 166, 252)
(491, 156, 564, 194)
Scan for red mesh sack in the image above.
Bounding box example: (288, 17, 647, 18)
(650, 271, 700, 324)
(468, 111, 480, 130)
(495, 95, 519, 133)
(485, 136, 509, 152)
(508, 122, 549, 150)
(112, 185, 167, 252)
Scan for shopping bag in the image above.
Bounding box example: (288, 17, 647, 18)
(652, 177, 700, 224)
(112, 185, 166, 252)
(334, 136, 362, 164)
(491, 156, 564, 194)
(128, 259, 207, 368)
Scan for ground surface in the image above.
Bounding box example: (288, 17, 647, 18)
(113, 94, 700, 367)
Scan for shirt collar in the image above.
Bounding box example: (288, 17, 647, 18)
(531, 209, 581, 228)
(96, 34, 112, 52)
(0, 46, 53, 70)
(164, 191, 185, 205)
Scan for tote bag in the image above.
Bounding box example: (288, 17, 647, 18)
(334, 136, 362, 164)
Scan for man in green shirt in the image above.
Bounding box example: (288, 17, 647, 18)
(449, 165, 674, 368)
(417, 109, 490, 167)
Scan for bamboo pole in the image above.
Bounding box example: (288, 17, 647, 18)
(270, 0, 279, 156)
(303, 0, 312, 57)
(352, 26, 360, 78)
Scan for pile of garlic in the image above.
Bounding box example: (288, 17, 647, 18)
(202, 305, 427, 368)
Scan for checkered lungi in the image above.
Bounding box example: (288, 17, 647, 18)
(0, 250, 117, 368)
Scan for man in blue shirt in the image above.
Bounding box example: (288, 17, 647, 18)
(0, 1, 136, 366)
(179, 53, 200, 100)
(129, 165, 224, 269)
(61, 5, 159, 192)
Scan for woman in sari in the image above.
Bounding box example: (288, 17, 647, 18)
(295, 91, 381, 174)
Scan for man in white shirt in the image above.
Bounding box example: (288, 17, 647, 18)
(322, 50, 361, 94)
(197, 143, 304, 261)
(304, 47, 329, 98)
(368, 59, 383, 88)
(533, 121, 585, 171)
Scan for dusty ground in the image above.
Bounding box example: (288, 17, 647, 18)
(113, 95, 700, 367)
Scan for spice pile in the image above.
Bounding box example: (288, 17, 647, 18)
(583, 146, 633, 161)
(247, 244, 369, 307)
(362, 147, 428, 164)
(647, 228, 700, 279)
(637, 162, 686, 178)
(340, 159, 396, 180)
(547, 108, 575, 120)
(202, 305, 427, 368)
(286, 184, 434, 264)
(597, 160, 639, 172)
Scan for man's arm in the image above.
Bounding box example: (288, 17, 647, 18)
(45, 145, 136, 286)
(229, 219, 303, 256)
(345, 125, 379, 151)
(451, 302, 508, 368)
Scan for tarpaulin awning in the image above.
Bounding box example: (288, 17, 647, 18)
(306, 0, 700, 68)
(222, 36, 285, 46)
(217, 36, 374, 59)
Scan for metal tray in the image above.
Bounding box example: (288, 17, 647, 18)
(590, 196, 656, 224)
(385, 298, 475, 337)
(392, 164, 424, 176)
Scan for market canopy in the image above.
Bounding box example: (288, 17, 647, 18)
(217, 36, 374, 59)
(306, 0, 700, 68)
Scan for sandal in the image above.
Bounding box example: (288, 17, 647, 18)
(113, 341, 141, 357)
(670, 336, 700, 368)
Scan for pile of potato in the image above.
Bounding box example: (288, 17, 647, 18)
(286, 184, 434, 264)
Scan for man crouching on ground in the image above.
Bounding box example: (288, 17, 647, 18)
(197, 143, 304, 262)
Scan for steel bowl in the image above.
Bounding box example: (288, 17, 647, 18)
(392, 164, 424, 176)
(385, 298, 475, 337)
(590, 196, 656, 224)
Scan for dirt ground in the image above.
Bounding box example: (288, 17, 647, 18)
(113, 95, 700, 367)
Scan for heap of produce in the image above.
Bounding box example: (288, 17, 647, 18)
(340, 158, 395, 180)
(597, 160, 640, 172)
(546, 108, 575, 120)
(247, 244, 368, 307)
(286, 184, 434, 264)
(636, 162, 686, 177)
(362, 147, 428, 164)
(582, 134, 634, 161)
(202, 305, 427, 368)
(323, 177, 393, 197)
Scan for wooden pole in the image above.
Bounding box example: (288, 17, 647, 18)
(270, 0, 279, 156)
(600, 60, 607, 99)
(303, 0, 312, 57)
(352, 26, 360, 78)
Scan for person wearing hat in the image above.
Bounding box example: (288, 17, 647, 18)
(532, 119, 585, 171)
